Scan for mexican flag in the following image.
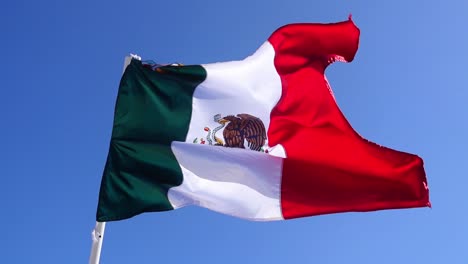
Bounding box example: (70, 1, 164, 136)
(96, 18, 430, 222)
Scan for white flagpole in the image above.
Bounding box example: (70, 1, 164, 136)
(89, 53, 142, 264)
(89, 222, 106, 264)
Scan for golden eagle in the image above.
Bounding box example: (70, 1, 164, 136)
(218, 114, 266, 151)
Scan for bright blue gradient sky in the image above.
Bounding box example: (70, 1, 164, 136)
(3, 1, 467, 263)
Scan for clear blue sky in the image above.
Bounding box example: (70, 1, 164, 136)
(2, 1, 467, 263)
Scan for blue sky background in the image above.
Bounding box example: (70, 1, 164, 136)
(2, 0, 467, 263)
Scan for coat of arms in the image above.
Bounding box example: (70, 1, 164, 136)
(193, 113, 267, 152)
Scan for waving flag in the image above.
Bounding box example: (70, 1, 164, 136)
(96, 17, 430, 222)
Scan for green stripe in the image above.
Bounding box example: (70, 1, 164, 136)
(97, 59, 206, 221)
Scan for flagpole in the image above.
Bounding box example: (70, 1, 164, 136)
(88, 54, 141, 264)
(89, 222, 106, 264)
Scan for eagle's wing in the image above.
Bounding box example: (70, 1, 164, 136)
(236, 113, 257, 121)
(237, 114, 266, 151)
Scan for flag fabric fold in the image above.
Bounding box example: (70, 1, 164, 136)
(96, 17, 430, 222)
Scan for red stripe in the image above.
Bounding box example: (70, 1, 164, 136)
(267, 18, 430, 219)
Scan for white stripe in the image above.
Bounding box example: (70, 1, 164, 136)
(167, 42, 284, 220)
(169, 142, 283, 220)
(187, 42, 282, 147)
